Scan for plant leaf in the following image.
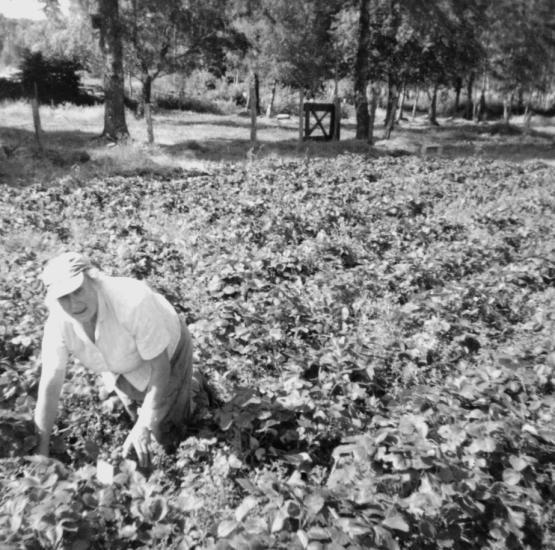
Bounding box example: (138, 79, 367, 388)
(382, 514, 410, 532)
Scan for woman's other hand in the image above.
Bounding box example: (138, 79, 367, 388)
(122, 423, 152, 468)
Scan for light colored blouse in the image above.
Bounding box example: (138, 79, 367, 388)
(41, 274, 181, 392)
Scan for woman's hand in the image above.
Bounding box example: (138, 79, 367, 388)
(122, 423, 152, 468)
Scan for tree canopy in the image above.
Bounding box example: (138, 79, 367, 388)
(1, 0, 553, 140)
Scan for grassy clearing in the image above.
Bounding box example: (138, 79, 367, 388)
(1, 100, 555, 186)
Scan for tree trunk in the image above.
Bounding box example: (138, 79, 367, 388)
(397, 81, 406, 121)
(99, 0, 129, 140)
(523, 97, 532, 134)
(142, 75, 154, 143)
(475, 88, 486, 122)
(254, 73, 260, 115)
(368, 84, 378, 145)
(249, 73, 257, 144)
(354, 0, 371, 140)
(247, 73, 260, 116)
(145, 103, 154, 144)
(412, 88, 419, 119)
(332, 68, 341, 141)
(428, 83, 439, 126)
(517, 89, 524, 113)
(454, 76, 462, 114)
(384, 78, 394, 126)
(472, 90, 479, 121)
(384, 77, 398, 139)
(298, 89, 304, 142)
(31, 81, 43, 151)
(474, 71, 487, 122)
(266, 79, 277, 117)
(502, 93, 512, 125)
(464, 73, 474, 120)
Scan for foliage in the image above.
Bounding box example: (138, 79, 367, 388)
(0, 77, 22, 102)
(487, 0, 555, 96)
(0, 14, 31, 68)
(1, 154, 555, 548)
(0, 7, 101, 75)
(120, 0, 242, 88)
(230, 0, 342, 91)
(17, 49, 82, 105)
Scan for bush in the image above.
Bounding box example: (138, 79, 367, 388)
(18, 49, 82, 105)
(0, 77, 22, 102)
(155, 93, 223, 114)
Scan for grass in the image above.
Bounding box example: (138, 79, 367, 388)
(1, 100, 554, 186)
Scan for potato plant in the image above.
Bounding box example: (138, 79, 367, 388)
(1, 154, 554, 549)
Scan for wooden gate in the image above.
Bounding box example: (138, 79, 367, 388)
(303, 102, 338, 141)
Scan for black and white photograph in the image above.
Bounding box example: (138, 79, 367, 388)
(1, 0, 554, 548)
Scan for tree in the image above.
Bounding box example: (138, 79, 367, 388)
(353, 0, 371, 141)
(230, 0, 340, 141)
(120, 0, 237, 143)
(42, 0, 129, 140)
(12, 9, 101, 75)
(372, 0, 484, 130)
(19, 50, 82, 105)
(0, 15, 29, 68)
(488, 0, 555, 126)
(332, 0, 423, 140)
(96, 0, 129, 139)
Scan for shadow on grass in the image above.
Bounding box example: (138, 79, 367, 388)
(0, 127, 101, 187)
(159, 115, 289, 132)
(440, 142, 555, 164)
(397, 120, 555, 142)
(2, 121, 555, 188)
(161, 137, 379, 161)
(0, 126, 102, 150)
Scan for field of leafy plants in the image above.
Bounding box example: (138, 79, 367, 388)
(1, 152, 555, 549)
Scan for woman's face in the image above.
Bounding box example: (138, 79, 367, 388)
(58, 276, 98, 323)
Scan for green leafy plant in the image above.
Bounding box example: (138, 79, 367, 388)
(1, 154, 555, 548)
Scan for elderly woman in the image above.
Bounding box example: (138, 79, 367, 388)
(35, 251, 199, 467)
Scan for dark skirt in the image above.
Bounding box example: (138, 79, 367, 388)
(114, 319, 195, 441)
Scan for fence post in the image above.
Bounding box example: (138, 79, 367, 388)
(298, 90, 304, 142)
(31, 81, 43, 152)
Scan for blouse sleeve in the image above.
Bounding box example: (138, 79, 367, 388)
(130, 290, 172, 361)
(41, 315, 69, 377)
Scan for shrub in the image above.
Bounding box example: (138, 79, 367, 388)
(0, 77, 22, 101)
(155, 93, 223, 114)
(18, 49, 82, 105)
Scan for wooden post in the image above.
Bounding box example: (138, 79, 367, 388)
(31, 81, 43, 152)
(298, 89, 304, 142)
(266, 79, 277, 118)
(397, 81, 406, 122)
(249, 74, 257, 144)
(368, 85, 378, 145)
(333, 96, 341, 141)
(384, 82, 398, 139)
(145, 103, 154, 143)
(332, 68, 340, 141)
(523, 96, 532, 134)
(412, 88, 419, 119)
